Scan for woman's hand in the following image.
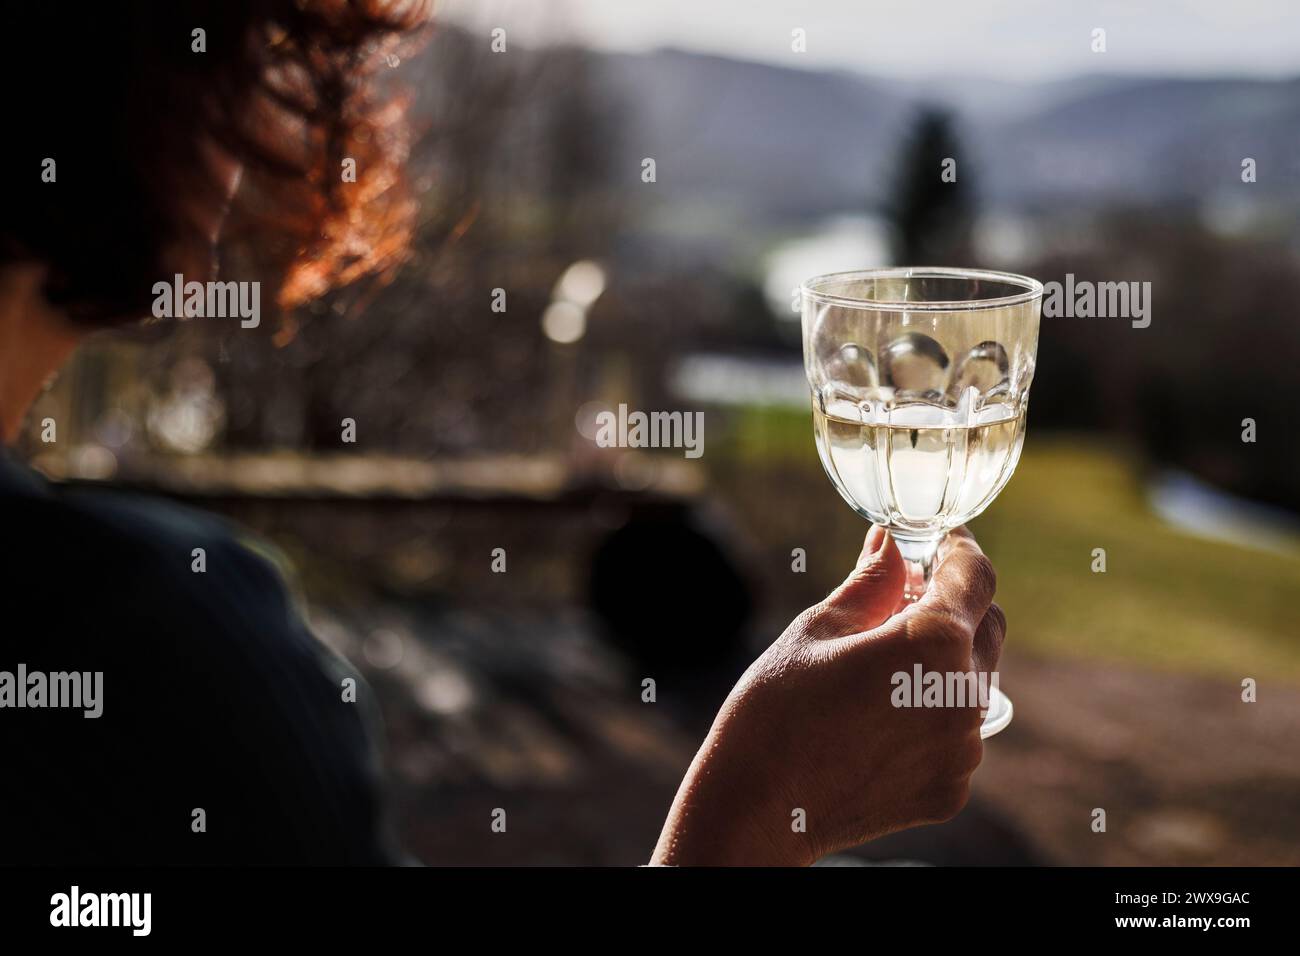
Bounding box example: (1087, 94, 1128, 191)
(651, 525, 1006, 866)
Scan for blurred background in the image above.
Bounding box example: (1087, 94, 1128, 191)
(18, 0, 1300, 864)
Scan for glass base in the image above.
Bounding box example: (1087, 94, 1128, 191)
(980, 685, 1013, 739)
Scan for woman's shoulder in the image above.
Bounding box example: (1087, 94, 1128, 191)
(3, 461, 296, 633)
(0, 455, 395, 863)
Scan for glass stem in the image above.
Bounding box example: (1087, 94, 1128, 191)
(895, 535, 941, 603)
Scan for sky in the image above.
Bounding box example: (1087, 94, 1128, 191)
(434, 0, 1300, 82)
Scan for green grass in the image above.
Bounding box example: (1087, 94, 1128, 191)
(713, 405, 1300, 681)
(975, 438, 1300, 681)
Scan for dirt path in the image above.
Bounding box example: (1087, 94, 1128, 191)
(861, 653, 1300, 866)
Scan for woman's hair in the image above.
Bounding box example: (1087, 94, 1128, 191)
(1, 0, 431, 326)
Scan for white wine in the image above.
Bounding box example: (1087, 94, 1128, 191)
(812, 399, 1025, 537)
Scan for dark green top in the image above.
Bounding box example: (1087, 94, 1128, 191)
(0, 449, 397, 864)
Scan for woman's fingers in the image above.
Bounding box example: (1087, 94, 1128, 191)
(817, 525, 907, 635)
(971, 602, 1007, 675)
(918, 526, 998, 634)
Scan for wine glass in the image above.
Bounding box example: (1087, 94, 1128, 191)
(801, 267, 1042, 738)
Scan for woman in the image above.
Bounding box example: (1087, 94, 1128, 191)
(0, 0, 1004, 865)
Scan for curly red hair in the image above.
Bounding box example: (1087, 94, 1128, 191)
(1, 0, 432, 325)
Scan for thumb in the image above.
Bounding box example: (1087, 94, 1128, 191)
(819, 526, 907, 635)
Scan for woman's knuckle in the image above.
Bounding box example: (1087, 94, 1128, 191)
(969, 554, 997, 600)
(909, 607, 972, 647)
(985, 601, 1007, 636)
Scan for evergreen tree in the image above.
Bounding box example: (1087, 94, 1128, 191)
(887, 107, 974, 264)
